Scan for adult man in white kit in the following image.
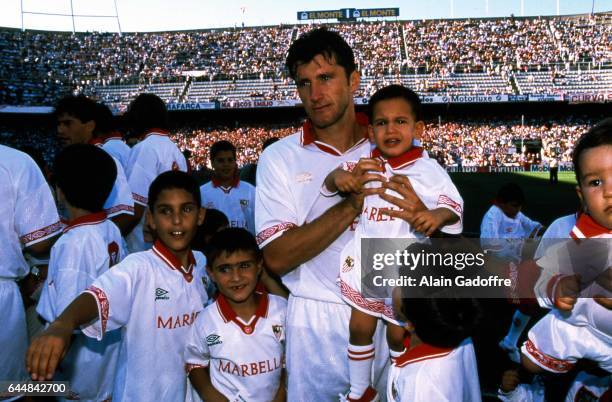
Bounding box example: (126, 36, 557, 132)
(255, 28, 427, 401)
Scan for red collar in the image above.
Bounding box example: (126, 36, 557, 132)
(212, 175, 240, 189)
(216, 290, 269, 335)
(88, 137, 104, 147)
(372, 147, 424, 170)
(63, 211, 107, 233)
(141, 128, 170, 141)
(394, 342, 454, 368)
(151, 239, 195, 282)
(570, 213, 612, 239)
(300, 112, 369, 156)
(103, 132, 123, 143)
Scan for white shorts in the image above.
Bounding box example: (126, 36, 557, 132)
(0, 280, 29, 383)
(338, 238, 401, 326)
(521, 310, 612, 373)
(285, 295, 390, 401)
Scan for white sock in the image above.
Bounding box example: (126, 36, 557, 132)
(348, 343, 375, 399)
(504, 310, 531, 346)
(389, 348, 405, 364)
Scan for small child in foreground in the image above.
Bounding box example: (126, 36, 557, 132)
(185, 228, 287, 402)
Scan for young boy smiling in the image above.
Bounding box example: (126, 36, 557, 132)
(27, 170, 210, 401)
(185, 228, 287, 402)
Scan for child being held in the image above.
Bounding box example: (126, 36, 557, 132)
(324, 85, 464, 401)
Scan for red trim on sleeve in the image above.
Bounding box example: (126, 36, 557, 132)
(86, 285, 110, 336)
(256, 222, 297, 245)
(20, 221, 62, 245)
(524, 339, 574, 373)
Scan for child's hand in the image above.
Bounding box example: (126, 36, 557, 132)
(554, 274, 581, 311)
(412, 208, 454, 237)
(500, 369, 520, 393)
(334, 170, 362, 193)
(26, 320, 73, 380)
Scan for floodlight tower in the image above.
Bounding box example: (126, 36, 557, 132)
(20, 0, 122, 33)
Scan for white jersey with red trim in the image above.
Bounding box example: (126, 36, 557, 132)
(387, 338, 481, 402)
(255, 121, 370, 302)
(125, 130, 187, 252)
(101, 136, 131, 173)
(565, 371, 610, 402)
(184, 292, 286, 401)
(337, 147, 463, 322)
(200, 178, 256, 235)
(0, 145, 61, 384)
(480, 205, 542, 262)
(0, 144, 61, 279)
(533, 213, 578, 260)
(81, 240, 209, 401)
(36, 212, 124, 401)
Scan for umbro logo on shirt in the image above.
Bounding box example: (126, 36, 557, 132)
(155, 288, 170, 300)
(206, 334, 222, 346)
(296, 172, 313, 183)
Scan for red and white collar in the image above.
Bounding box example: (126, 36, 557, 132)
(570, 213, 612, 239)
(141, 128, 170, 141)
(88, 137, 104, 147)
(216, 290, 269, 335)
(63, 211, 107, 233)
(212, 175, 240, 190)
(394, 342, 454, 368)
(151, 239, 195, 282)
(300, 112, 369, 156)
(103, 132, 123, 143)
(371, 146, 424, 170)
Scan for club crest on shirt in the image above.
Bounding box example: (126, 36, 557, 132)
(206, 334, 222, 346)
(240, 199, 249, 207)
(272, 324, 284, 342)
(155, 287, 170, 300)
(296, 172, 313, 183)
(342, 256, 355, 273)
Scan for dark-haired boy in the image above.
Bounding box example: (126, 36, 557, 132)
(27, 170, 209, 401)
(123, 93, 188, 252)
(92, 102, 131, 172)
(388, 293, 482, 402)
(36, 144, 124, 401)
(185, 228, 287, 402)
(54, 95, 134, 234)
(200, 140, 255, 234)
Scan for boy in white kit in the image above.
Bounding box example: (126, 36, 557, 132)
(521, 119, 612, 376)
(36, 144, 124, 401)
(27, 171, 210, 401)
(387, 293, 482, 402)
(200, 140, 256, 234)
(185, 228, 286, 401)
(123, 93, 188, 252)
(0, 144, 61, 388)
(324, 85, 463, 401)
(92, 102, 131, 172)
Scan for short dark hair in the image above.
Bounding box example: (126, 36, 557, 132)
(572, 118, 612, 182)
(400, 298, 482, 348)
(210, 140, 236, 161)
(368, 85, 424, 122)
(148, 170, 200, 210)
(191, 209, 230, 252)
(496, 182, 525, 204)
(54, 95, 97, 124)
(262, 137, 279, 150)
(285, 28, 356, 81)
(54, 144, 116, 212)
(125, 93, 168, 136)
(94, 102, 115, 137)
(205, 228, 262, 268)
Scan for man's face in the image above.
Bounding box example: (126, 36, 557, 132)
(295, 54, 359, 130)
(56, 113, 94, 147)
(211, 150, 237, 181)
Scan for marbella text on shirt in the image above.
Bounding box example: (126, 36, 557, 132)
(157, 311, 200, 329)
(216, 356, 283, 377)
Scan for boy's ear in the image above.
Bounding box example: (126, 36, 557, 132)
(84, 119, 96, 136)
(575, 185, 586, 212)
(197, 207, 206, 226)
(367, 125, 375, 143)
(349, 70, 360, 93)
(145, 208, 156, 231)
(415, 121, 425, 140)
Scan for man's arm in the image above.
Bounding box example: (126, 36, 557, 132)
(27, 293, 98, 380)
(119, 203, 145, 235)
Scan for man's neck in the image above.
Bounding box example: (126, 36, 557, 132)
(312, 108, 366, 153)
(215, 175, 236, 187)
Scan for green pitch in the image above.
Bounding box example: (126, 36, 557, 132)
(450, 172, 579, 235)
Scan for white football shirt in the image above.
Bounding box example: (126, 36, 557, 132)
(200, 178, 255, 235)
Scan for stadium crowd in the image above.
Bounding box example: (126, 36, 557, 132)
(0, 116, 594, 171)
(1, 14, 610, 105)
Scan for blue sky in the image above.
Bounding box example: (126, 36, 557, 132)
(2, 0, 610, 32)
